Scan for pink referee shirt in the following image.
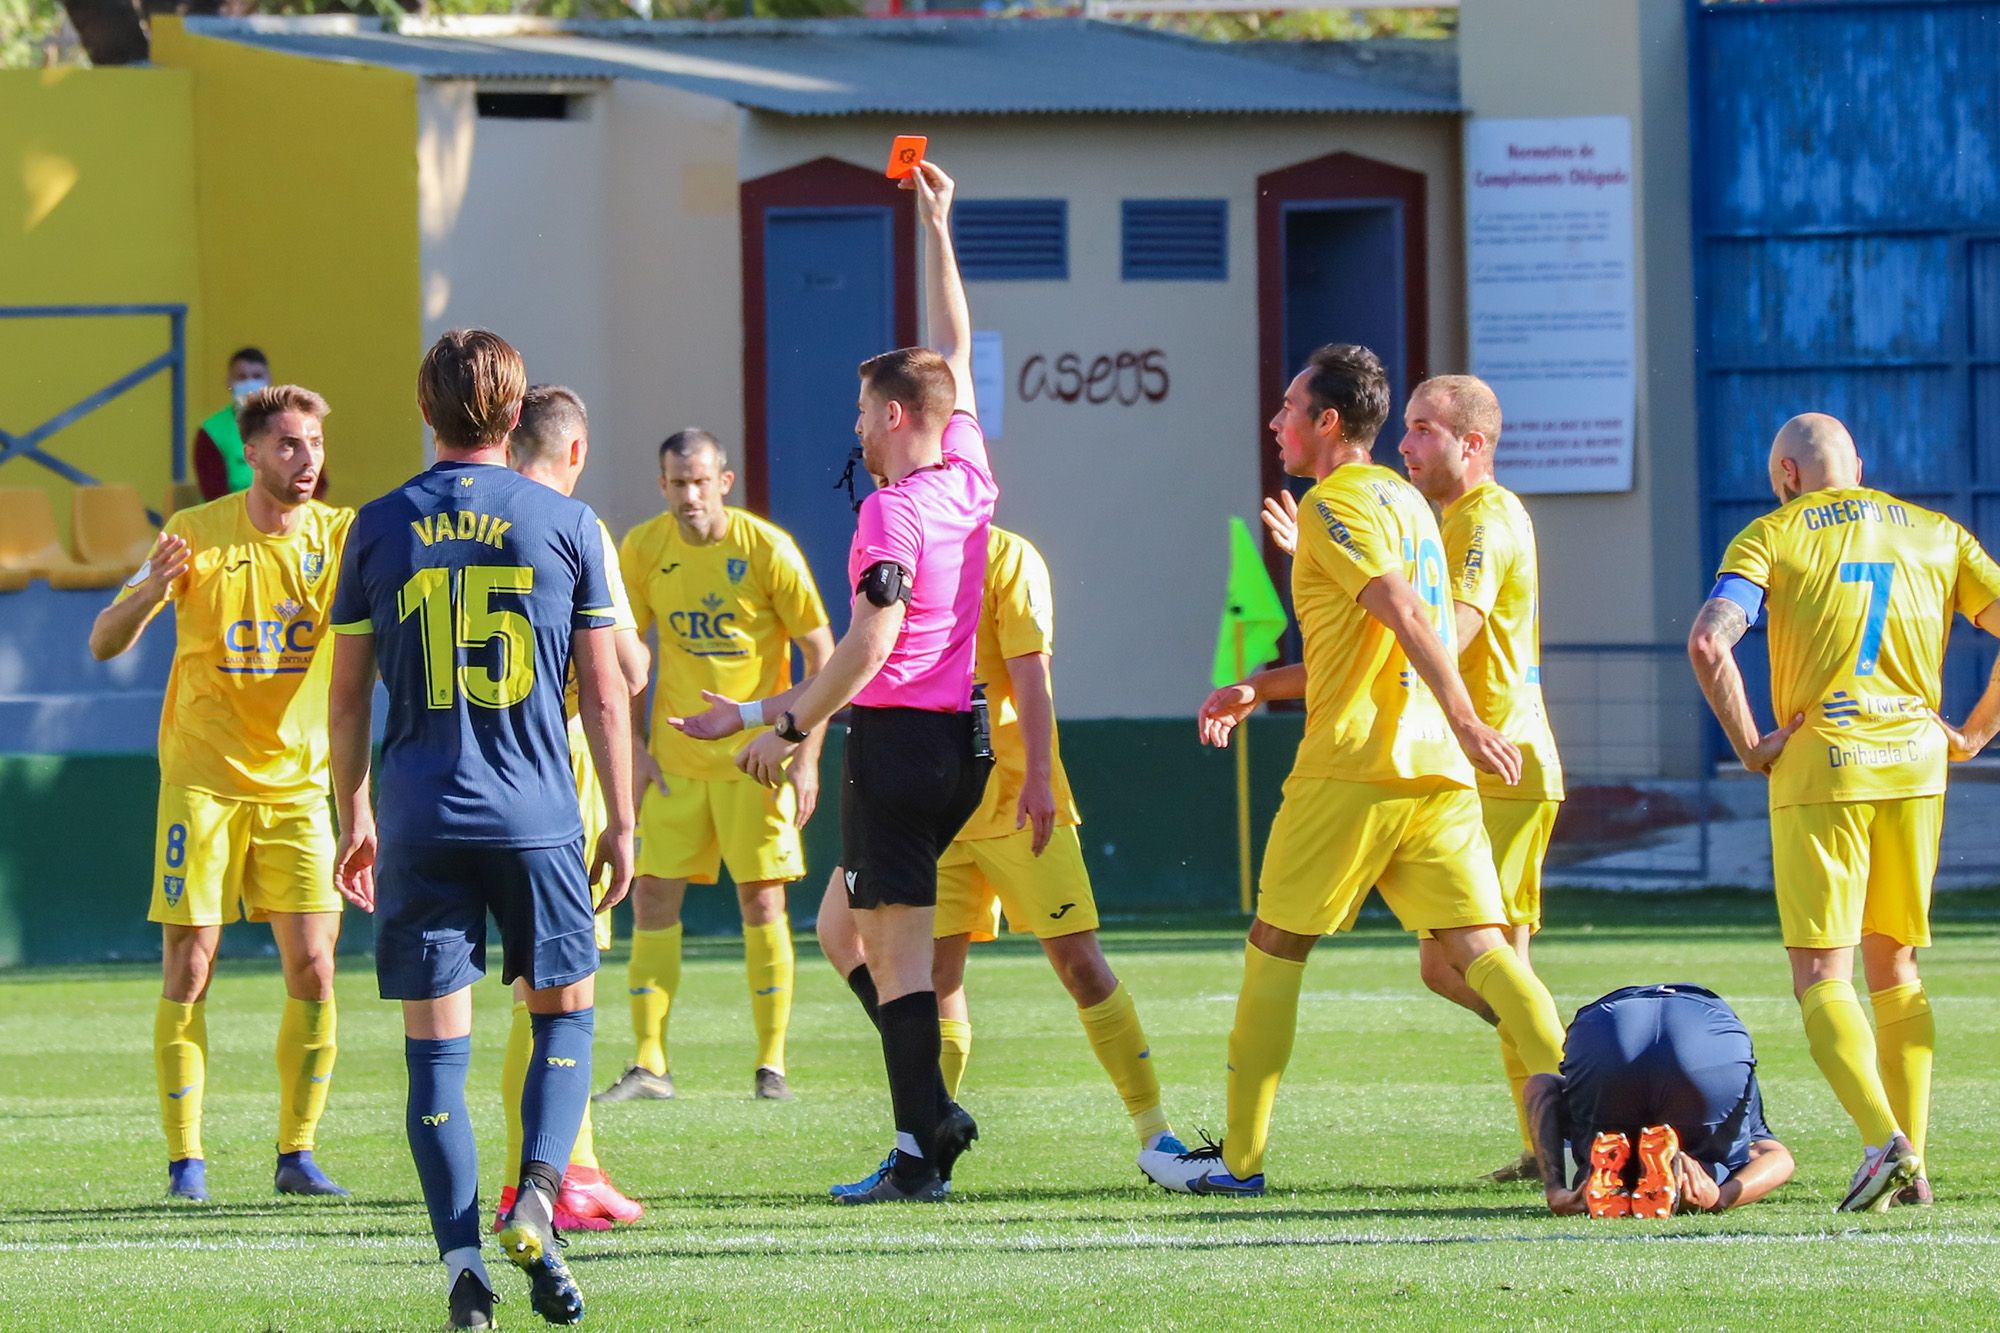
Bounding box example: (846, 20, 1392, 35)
(847, 411, 998, 712)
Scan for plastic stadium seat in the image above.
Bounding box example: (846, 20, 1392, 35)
(0, 568, 28, 593)
(165, 480, 204, 516)
(0, 487, 128, 589)
(72, 484, 156, 575)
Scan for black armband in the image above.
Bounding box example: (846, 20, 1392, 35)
(858, 561, 913, 608)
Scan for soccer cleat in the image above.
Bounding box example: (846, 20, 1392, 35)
(274, 1150, 351, 1198)
(166, 1157, 209, 1202)
(496, 1191, 585, 1325)
(593, 1065, 673, 1103)
(931, 1101, 979, 1183)
(1482, 1150, 1540, 1184)
(1837, 1133, 1921, 1214)
(1630, 1125, 1680, 1219)
(446, 1268, 499, 1330)
(1585, 1132, 1633, 1218)
(830, 1160, 949, 1205)
(1892, 1174, 1934, 1208)
(1138, 1136, 1265, 1196)
(561, 1166, 644, 1225)
(492, 1184, 612, 1235)
(753, 1067, 795, 1101)
(1135, 1133, 1190, 1183)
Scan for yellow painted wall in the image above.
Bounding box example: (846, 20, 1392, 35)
(0, 68, 202, 541)
(154, 18, 426, 508)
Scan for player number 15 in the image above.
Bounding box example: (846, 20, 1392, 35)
(396, 565, 537, 710)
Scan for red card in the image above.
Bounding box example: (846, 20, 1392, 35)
(886, 135, 928, 180)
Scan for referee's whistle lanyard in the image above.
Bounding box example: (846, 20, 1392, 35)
(834, 449, 950, 512)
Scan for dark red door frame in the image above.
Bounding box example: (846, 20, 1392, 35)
(1254, 149, 1430, 557)
(739, 156, 920, 514)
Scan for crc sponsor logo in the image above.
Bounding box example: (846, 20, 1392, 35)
(668, 593, 738, 642)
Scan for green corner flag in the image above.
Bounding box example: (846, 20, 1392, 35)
(1212, 514, 1287, 688)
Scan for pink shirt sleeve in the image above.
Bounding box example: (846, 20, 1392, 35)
(941, 411, 991, 483)
(851, 488, 925, 588)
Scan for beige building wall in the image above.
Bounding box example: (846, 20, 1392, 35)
(740, 113, 1465, 718)
(415, 79, 743, 537)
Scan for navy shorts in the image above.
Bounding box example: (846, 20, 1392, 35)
(374, 839, 598, 1000)
(1561, 983, 1774, 1183)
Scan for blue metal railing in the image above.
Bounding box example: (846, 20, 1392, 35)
(0, 304, 188, 522)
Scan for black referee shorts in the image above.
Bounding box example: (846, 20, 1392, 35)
(840, 705, 992, 910)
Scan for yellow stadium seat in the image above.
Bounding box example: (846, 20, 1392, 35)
(73, 484, 156, 575)
(0, 568, 29, 593)
(0, 487, 128, 589)
(165, 480, 204, 516)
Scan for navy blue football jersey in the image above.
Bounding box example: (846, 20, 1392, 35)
(331, 461, 616, 847)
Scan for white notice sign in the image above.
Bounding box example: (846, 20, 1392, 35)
(1465, 116, 1636, 494)
(971, 331, 1004, 440)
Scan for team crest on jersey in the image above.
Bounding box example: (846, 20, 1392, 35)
(162, 875, 186, 907)
(299, 550, 325, 584)
(726, 558, 748, 584)
(702, 591, 725, 613)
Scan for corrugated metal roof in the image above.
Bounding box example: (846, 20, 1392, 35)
(179, 16, 1461, 116)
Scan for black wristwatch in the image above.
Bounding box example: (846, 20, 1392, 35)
(775, 711, 809, 743)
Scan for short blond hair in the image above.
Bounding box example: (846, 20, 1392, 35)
(418, 329, 526, 450)
(1414, 374, 1502, 444)
(237, 384, 329, 442)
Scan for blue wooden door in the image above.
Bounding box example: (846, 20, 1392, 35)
(1281, 202, 1406, 469)
(762, 207, 897, 634)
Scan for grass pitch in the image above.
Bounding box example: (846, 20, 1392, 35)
(4, 890, 2000, 1331)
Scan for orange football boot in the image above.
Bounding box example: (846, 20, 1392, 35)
(1585, 1131, 1633, 1218)
(1631, 1124, 1681, 1218)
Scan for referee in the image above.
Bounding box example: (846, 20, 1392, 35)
(672, 159, 995, 1202)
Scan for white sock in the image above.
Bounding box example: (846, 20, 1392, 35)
(894, 1131, 924, 1160)
(444, 1246, 490, 1293)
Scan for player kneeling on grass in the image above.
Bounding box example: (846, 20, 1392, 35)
(1526, 984, 1793, 1218)
(816, 526, 1187, 1198)
(91, 384, 353, 1203)
(500, 385, 649, 1232)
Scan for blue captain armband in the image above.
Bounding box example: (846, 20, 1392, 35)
(1708, 574, 1766, 624)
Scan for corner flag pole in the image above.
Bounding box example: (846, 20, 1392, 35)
(1234, 620, 1252, 916)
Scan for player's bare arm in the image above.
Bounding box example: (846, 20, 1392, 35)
(1452, 601, 1487, 657)
(1005, 651, 1058, 855)
(327, 632, 378, 914)
(1199, 663, 1306, 749)
(1357, 572, 1522, 784)
(1523, 1073, 1584, 1215)
(1687, 595, 1803, 773)
(786, 624, 839, 828)
(574, 624, 635, 912)
(1936, 599, 2000, 759)
(908, 161, 975, 417)
(87, 531, 190, 661)
(1707, 1139, 1794, 1211)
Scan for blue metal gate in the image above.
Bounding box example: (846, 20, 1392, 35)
(1690, 0, 2000, 721)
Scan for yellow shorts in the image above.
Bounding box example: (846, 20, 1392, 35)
(568, 720, 615, 952)
(149, 784, 339, 926)
(1258, 777, 1507, 938)
(935, 824, 1099, 942)
(635, 771, 802, 887)
(1770, 795, 1941, 949)
(1483, 796, 1560, 933)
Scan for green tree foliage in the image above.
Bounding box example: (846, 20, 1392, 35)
(1141, 7, 1454, 42)
(1, 0, 76, 67)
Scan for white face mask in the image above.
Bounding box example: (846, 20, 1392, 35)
(232, 375, 269, 404)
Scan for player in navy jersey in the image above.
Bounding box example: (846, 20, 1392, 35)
(328, 330, 632, 1330)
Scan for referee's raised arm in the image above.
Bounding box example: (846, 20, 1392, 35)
(908, 162, 976, 420)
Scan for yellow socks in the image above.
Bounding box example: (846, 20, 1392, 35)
(938, 1018, 972, 1099)
(1872, 981, 1934, 1160)
(1464, 946, 1565, 1075)
(1223, 942, 1305, 1180)
(1498, 1028, 1534, 1155)
(275, 996, 338, 1154)
(743, 920, 794, 1073)
(628, 924, 682, 1075)
(1077, 983, 1171, 1145)
(154, 998, 206, 1161)
(504, 1000, 598, 1176)
(1801, 978, 1900, 1147)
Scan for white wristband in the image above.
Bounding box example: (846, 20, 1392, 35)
(738, 700, 764, 732)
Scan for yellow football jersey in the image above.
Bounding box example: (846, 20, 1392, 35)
(1440, 481, 1564, 800)
(1719, 487, 2000, 809)
(117, 494, 354, 802)
(1291, 462, 1475, 789)
(621, 507, 828, 782)
(954, 527, 1081, 843)
(564, 518, 640, 720)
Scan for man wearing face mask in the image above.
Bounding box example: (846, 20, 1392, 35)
(195, 348, 330, 502)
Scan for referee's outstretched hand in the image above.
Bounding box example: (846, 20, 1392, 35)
(900, 160, 956, 223)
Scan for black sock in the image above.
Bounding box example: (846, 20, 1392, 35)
(879, 990, 946, 1180)
(846, 964, 882, 1031)
(518, 1159, 561, 1202)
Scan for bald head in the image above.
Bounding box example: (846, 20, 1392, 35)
(1769, 412, 1862, 501)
